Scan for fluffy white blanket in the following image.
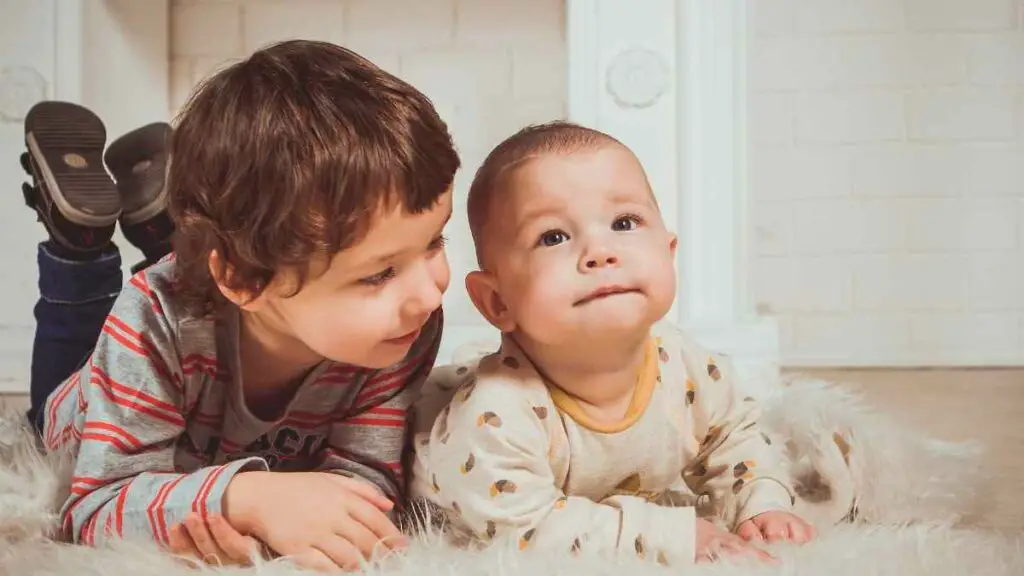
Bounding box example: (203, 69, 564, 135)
(0, 378, 1020, 575)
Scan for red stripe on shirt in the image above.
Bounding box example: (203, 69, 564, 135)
(129, 273, 162, 315)
(46, 372, 80, 447)
(150, 475, 186, 544)
(114, 479, 131, 537)
(83, 421, 143, 449)
(197, 466, 228, 520)
(342, 417, 406, 427)
(91, 368, 185, 427)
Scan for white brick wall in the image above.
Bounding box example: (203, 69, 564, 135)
(170, 0, 566, 345)
(750, 0, 1024, 366)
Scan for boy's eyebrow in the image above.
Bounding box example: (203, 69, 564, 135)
(367, 209, 454, 265)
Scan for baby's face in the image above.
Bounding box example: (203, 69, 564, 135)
(484, 145, 677, 346)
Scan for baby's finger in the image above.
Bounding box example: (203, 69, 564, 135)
(207, 515, 260, 565)
(761, 519, 789, 544)
(787, 519, 811, 544)
(736, 521, 763, 542)
(724, 537, 777, 564)
(803, 518, 818, 541)
(185, 514, 229, 565)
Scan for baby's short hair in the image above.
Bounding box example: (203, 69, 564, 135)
(168, 40, 460, 315)
(466, 121, 621, 268)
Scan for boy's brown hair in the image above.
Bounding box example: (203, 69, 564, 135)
(168, 40, 460, 315)
(466, 121, 620, 267)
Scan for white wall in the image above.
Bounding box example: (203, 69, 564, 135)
(749, 0, 1024, 366)
(170, 0, 567, 361)
(0, 1, 58, 390)
(0, 1, 168, 392)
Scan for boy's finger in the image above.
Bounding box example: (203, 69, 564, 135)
(325, 474, 393, 511)
(313, 535, 364, 572)
(184, 514, 229, 565)
(290, 548, 346, 574)
(348, 497, 407, 549)
(168, 523, 200, 557)
(207, 515, 259, 564)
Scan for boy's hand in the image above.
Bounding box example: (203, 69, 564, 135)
(736, 511, 816, 544)
(695, 517, 776, 564)
(224, 471, 408, 572)
(168, 513, 263, 567)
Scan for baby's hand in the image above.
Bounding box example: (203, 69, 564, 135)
(168, 513, 264, 567)
(695, 517, 776, 564)
(736, 511, 816, 544)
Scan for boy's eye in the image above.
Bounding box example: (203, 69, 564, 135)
(358, 267, 396, 286)
(612, 214, 643, 232)
(428, 234, 448, 251)
(537, 230, 569, 247)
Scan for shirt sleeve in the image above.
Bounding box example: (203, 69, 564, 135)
(680, 351, 794, 528)
(423, 379, 696, 566)
(43, 269, 267, 547)
(316, 309, 442, 508)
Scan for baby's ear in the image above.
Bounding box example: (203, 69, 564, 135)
(668, 232, 678, 256)
(465, 271, 515, 332)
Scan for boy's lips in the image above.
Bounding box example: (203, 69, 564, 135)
(574, 285, 641, 306)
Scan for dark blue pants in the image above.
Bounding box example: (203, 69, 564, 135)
(27, 242, 126, 433)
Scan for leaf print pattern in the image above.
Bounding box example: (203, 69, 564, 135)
(476, 411, 502, 427)
(489, 479, 517, 497)
(460, 453, 475, 474)
(502, 356, 520, 370)
(685, 379, 696, 406)
(532, 406, 548, 419)
(731, 460, 757, 494)
(707, 356, 721, 380)
(518, 528, 535, 550)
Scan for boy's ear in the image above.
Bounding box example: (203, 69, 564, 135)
(208, 250, 265, 311)
(465, 271, 515, 333)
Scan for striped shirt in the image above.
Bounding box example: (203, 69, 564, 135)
(42, 257, 441, 547)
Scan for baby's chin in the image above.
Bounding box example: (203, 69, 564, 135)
(545, 302, 660, 342)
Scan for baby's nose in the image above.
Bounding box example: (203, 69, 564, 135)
(584, 252, 619, 269)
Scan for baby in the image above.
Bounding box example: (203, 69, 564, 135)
(409, 122, 814, 565)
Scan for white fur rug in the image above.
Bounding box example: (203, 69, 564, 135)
(1, 378, 1021, 575)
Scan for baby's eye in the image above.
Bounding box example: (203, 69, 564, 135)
(537, 230, 569, 247)
(612, 214, 643, 232)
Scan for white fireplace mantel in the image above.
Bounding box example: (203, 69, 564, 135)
(566, 0, 780, 389)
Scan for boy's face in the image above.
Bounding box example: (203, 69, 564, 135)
(247, 190, 453, 369)
(473, 145, 677, 347)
